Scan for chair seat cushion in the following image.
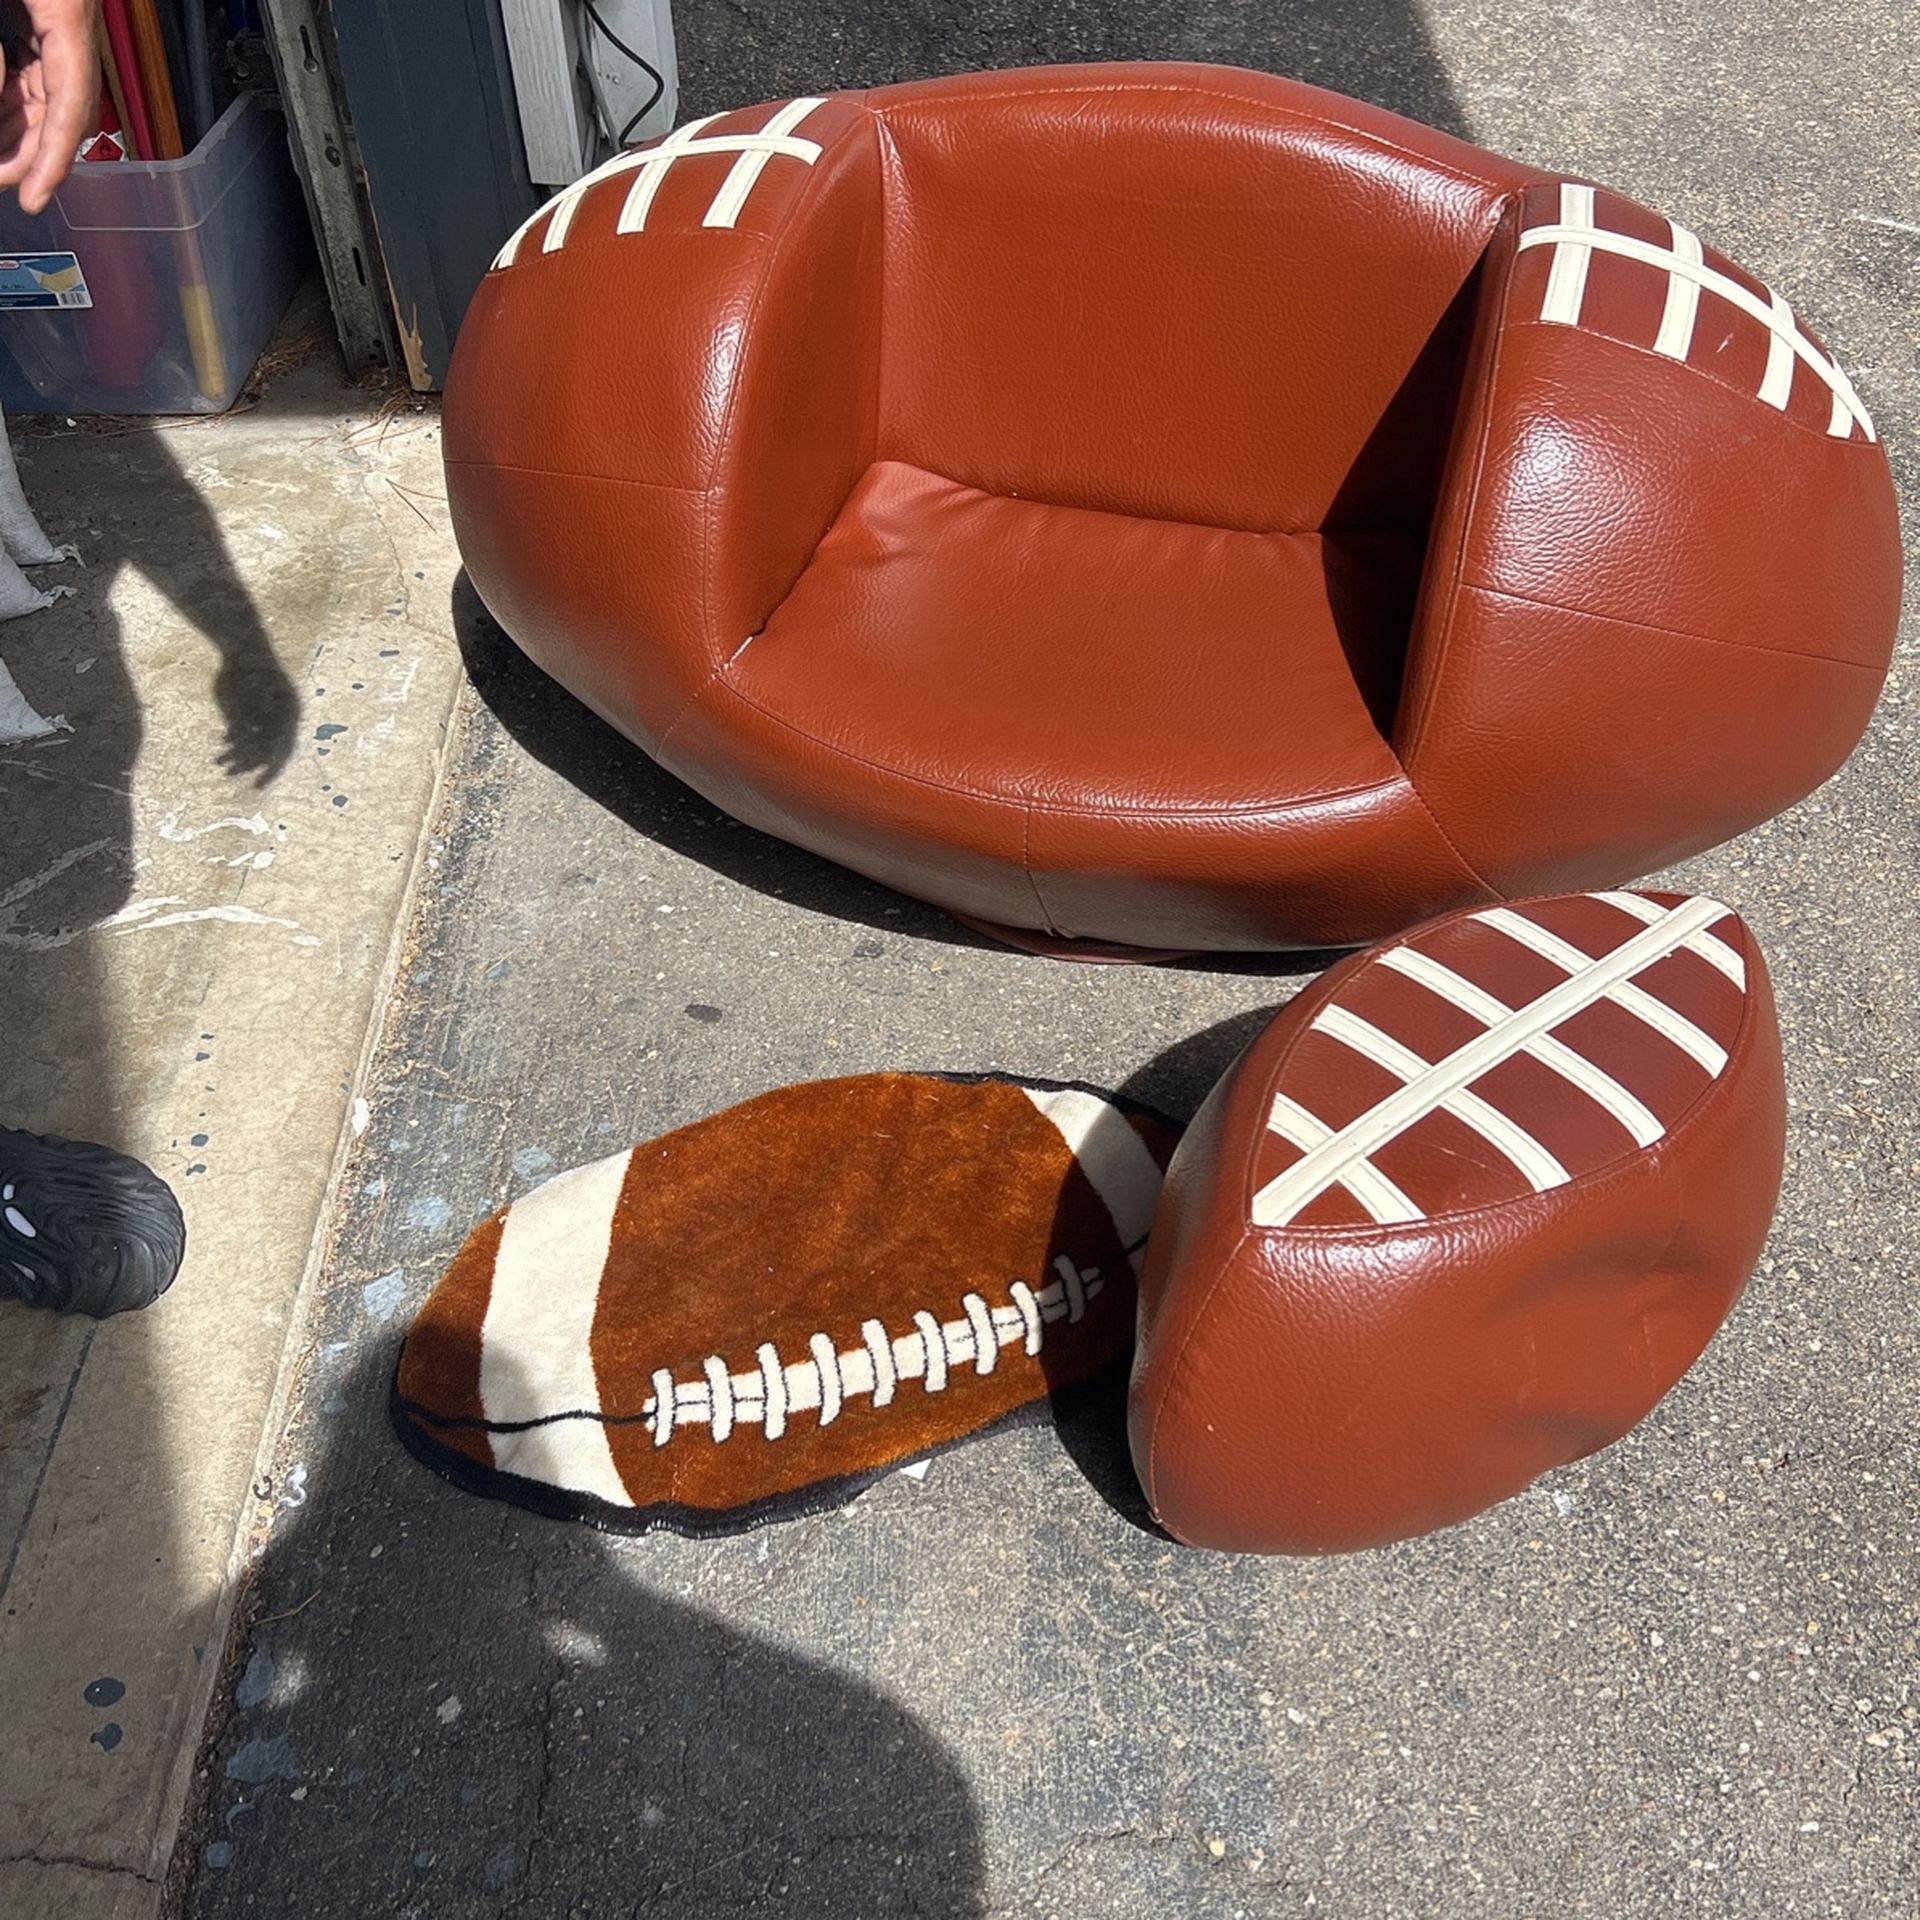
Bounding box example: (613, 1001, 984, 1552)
(717, 459, 1413, 816)
(663, 459, 1487, 945)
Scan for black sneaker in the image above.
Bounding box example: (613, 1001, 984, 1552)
(0, 1129, 186, 1317)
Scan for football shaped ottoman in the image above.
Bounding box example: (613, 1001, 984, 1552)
(445, 63, 1900, 957)
(1128, 889, 1785, 1552)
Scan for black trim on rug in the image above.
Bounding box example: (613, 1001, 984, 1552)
(390, 1352, 1131, 1539)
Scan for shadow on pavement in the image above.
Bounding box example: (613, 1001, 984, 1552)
(1, 347, 360, 1898)
(1114, 1002, 1283, 1123)
(178, 6, 1471, 1908)
(0, 415, 300, 1656)
(181, 1337, 987, 1918)
(453, 575, 989, 951)
(0, 417, 300, 1132)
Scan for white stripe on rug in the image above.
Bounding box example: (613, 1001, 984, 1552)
(480, 1148, 635, 1505)
(1021, 1086, 1166, 1271)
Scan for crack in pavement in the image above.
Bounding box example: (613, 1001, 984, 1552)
(0, 1848, 159, 1883)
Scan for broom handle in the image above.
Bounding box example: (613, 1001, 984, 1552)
(99, 0, 157, 160)
(96, 32, 136, 155)
(124, 0, 183, 158)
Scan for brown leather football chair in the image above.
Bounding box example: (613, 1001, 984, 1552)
(445, 65, 1901, 957)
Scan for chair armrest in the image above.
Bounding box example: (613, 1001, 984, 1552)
(443, 94, 882, 753)
(1396, 183, 1901, 894)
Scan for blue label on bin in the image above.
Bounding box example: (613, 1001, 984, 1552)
(0, 252, 92, 310)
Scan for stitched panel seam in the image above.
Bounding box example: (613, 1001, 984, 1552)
(1391, 194, 1531, 901)
(1020, 800, 1057, 933)
(695, 95, 880, 690)
(872, 80, 1526, 202)
(1396, 190, 1522, 773)
(444, 455, 709, 493)
(848, 456, 1426, 545)
(1513, 310, 1885, 449)
(1458, 582, 1891, 674)
(875, 112, 900, 467)
(1144, 1221, 1256, 1518)
(1399, 773, 1499, 903)
(701, 677, 1406, 818)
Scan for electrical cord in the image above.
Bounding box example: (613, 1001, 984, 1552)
(579, 0, 667, 146)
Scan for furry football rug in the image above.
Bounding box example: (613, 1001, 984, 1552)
(392, 1073, 1179, 1535)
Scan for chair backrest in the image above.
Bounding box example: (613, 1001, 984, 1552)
(869, 66, 1530, 536)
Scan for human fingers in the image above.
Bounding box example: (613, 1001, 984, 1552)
(0, 72, 37, 191)
(16, 9, 96, 212)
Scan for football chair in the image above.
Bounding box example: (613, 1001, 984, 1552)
(446, 65, 1899, 956)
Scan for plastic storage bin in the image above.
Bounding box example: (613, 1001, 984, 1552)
(0, 95, 310, 416)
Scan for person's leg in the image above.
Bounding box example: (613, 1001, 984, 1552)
(0, 1128, 186, 1315)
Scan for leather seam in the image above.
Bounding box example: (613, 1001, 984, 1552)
(1030, 777, 1406, 822)
(1623, 1206, 1693, 1402)
(1018, 803, 1057, 934)
(1457, 582, 1890, 674)
(652, 660, 725, 763)
(1511, 315, 1885, 449)
(693, 92, 879, 682)
(699, 469, 719, 718)
(697, 97, 872, 491)
(1396, 772, 1500, 902)
(1396, 193, 1520, 774)
(1390, 201, 1519, 904)
(872, 81, 1523, 202)
(875, 112, 901, 466)
(700, 676, 1406, 817)
(443, 456, 708, 494)
(1143, 1220, 1257, 1521)
(853, 454, 1406, 544)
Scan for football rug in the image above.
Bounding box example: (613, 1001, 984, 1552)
(392, 1073, 1180, 1535)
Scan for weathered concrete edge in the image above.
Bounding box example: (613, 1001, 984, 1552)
(145, 673, 478, 1919)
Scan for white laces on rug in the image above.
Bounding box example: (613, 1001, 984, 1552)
(644, 1254, 1105, 1448)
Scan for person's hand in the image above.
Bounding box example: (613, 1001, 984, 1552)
(0, 0, 100, 215)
